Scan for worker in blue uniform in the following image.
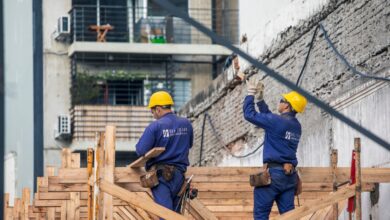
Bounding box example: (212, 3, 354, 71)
(136, 91, 193, 214)
(243, 79, 307, 220)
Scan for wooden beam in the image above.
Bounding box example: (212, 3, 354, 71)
(331, 149, 338, 220)
(186, 198, 218, 220)
(102, 125, 116, 220)
(355, 138, 362, 220)
(61, 148, 72, 168)
(271, 185, 356, 220)
(21, 188, 30, 220)
(87, 148, 94, 220)
(98, 179, 187, 220)
(45, 166, 56, 176)
(13, 198, 21, 219)
(71, 153, 81, 168)
(128, 147, 165, 168)
(3, 193, 10, 219)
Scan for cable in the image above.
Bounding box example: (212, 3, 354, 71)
(198, 113, 207, 166)
(205, 113, 264, 159)
(319, 23, 390, 82)
(154, 0, 390, 150)
(296, 25, 319, 86)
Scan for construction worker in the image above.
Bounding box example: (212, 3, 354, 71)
(243, 80, 307, 220)
(135, 91, 193, 213)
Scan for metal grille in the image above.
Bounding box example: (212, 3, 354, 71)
(70, 5, 239, 44)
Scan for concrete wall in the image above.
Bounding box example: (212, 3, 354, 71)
(42, 0, 72, 168)
(180, 0, 390, 218)
(3, 0, 34, 199)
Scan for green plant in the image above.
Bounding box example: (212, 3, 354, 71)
(71, 70, 151, 105)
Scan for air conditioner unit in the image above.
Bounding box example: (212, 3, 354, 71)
(55, 115, 71, 140)
(54, 16, 70, 41)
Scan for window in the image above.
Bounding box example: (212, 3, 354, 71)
(145, 79, 191, 110)
(97, 80, 144, 106)
(147, 0, 188, 17)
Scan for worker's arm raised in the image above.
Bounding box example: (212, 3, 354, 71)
(256, 100, 271, 113)
(243, 96, 274, 129)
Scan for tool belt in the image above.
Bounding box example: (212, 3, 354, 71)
(249, 164, 271, 187)
(268, 162, 296, 175)
(140, 164, 177, 188)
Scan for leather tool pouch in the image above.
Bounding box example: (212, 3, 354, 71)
(283, 163, 294, 175)
(250, 169, 271, 187)
(161, 165, 176, 182)
(177, 178, 189, 197)
(140, 170, 159, 188)
(295, 173, 302, 195)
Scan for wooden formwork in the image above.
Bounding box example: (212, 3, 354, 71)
(3, 127, 390, 220)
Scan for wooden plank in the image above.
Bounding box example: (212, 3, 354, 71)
(103, 125, 116, 220)
(71, 153, 81, 168)
(271, 185, 356, 220)
(186, 198, 218, 220)
(355, 138, 362, 220)
(46, 166, 56, 176)
(96, 132, 105, 220)
(60, 202, 67, 220)
(331, 149, 338, 220)
(98, 179, 187, 220)
(128, 147, 165, 168)
(13, 198, 21, 219)
(120, 206, 141, 220)
(61, 148, 72, 168)
(126, 204, 152, 220)
(47, 208, 55, 220)
(87, 148, 94, 220)
(21, 188, 30, 220)
(3, 193, 10, 219)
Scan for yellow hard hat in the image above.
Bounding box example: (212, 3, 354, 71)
(282, 91, 307, 113)
(148, 91, 174, 109)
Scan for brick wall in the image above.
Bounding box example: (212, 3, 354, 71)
(180, 0, 390, 166)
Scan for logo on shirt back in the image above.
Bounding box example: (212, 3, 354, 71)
(285, 131, 300, 142)
(163, 129, 170, 138)
(162, 128, 188, 138)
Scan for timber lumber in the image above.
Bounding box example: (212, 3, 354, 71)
(186, 198, 218, 220)
(128, 147, 165, 168)
(271, 184, 356, 220)
(98, 179, 187, 220)
(5, 129, 390, 220)
(102, 125, 116, 220)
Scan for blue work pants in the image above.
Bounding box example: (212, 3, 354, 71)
(253, 167, 297, 220)
(151, 169, 185, 216)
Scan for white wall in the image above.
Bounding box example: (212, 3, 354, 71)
(238, 0, 329, 68)
(4, 0, 35, 199)
(332, 82, 390, 220)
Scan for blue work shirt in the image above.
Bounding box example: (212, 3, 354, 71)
(135, 112, 193, 172)
(243, 96, 302, 166)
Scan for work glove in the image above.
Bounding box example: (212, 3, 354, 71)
(246, 79, 264, 101)
(246, 80, 257, 96)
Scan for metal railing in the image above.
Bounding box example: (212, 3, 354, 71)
(70, 5, 239, 44)
(71, 105, 153, 141)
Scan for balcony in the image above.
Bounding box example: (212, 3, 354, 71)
(68, 5, 238, 56)
(71, 105, 153, 141)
